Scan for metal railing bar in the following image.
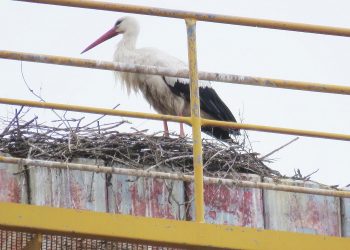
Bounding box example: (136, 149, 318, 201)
(186, 19, 204, 223)
(201, 119, 350, 141)
(1, 155, 349, 198)
(16, 0, 350, 37)
(1, 50, 350, 95)
(1, 97, 350, 141)
(0, 97, 190, 124)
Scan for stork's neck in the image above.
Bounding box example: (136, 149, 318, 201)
(117, 32, 138, 51)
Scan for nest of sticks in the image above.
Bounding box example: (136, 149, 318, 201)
(0, 108, 282, 179)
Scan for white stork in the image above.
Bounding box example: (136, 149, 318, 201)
(82, 16, 239, 140)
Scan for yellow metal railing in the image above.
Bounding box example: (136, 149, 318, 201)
(185, 19, 205, 222)
(1, 97, 350, 141)
(16, 0, 350, 37)
(1, 0, 350, 248)
(2, 50, 350, 95)
(2, 202, 350, 250)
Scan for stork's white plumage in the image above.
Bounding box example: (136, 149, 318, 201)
(82, 16, 239, 140)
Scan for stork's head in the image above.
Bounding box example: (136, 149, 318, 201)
(81, 16, 139, 54)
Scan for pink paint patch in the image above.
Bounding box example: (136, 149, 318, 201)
(130, 181, 147, 216)
(0, 170, 21, 203)
(69, 177, 85, 209)
(208, 210, 217, 220)
(187, 174, 264, 227)
(129, 178, 176, 219)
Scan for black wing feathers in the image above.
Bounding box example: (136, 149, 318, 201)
(164, 78, 239, 140)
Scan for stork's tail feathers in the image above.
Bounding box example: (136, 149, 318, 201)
(202, 126, 240, 140)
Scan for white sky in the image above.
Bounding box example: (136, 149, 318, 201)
(1, 0, 350, 186)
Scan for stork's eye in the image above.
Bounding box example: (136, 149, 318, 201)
(115, 20, 122, 26)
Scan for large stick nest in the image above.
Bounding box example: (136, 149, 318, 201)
(0, 109, 281, 179)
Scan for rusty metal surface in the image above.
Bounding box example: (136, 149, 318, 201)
(29, 158, 107, 211)
(2, 155, 350, 198)
(341, 187, 350, 237)
(264, 178, 341, 236)
(0, 153, 27, 204)
(2, 50, 350, 96)
(186, 174, 264, 227)
(1, 153, 348, 238)
(107, 166, 184, 219)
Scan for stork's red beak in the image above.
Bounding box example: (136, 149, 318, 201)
(81, 27, 119, 54)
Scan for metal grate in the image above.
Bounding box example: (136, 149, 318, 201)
(0, 229, 185, 250)
(1, 229, 34, 250)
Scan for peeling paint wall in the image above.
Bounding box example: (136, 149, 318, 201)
(29, 158, 107, 212)
(0, 156, 349, 237)
(264, 178, 341, 236)
(186, 174, 264, 228)
(107, 166, 184, 219)
(341, 187, 350, 236)
(0, 153, 27, 204)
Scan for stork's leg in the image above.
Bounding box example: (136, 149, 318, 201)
(179, 112, 185, 138)
(163, 120, 170, 137)
(179, 122, 185, 138)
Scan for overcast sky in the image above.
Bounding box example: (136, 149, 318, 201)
(1, 0, 350, 186)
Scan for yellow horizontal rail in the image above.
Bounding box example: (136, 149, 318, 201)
(1, 97, 350, 141)
(0, 97, 190, 124)
(2, 50, 350, 95)
(201, 119, 350, 141)
(17, 0, 350, 37)
(1, 202, 350, 250)
(1, 155, 350, 198)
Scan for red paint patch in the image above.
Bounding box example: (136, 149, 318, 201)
(187, 174, 263, 227)
(208, 210, 217, 220)
(129, 180, 147, 216)
(0, 170, 21, 203)
(69, 176, 85, 209)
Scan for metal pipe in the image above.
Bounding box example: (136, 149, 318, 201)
(201, 118, 350, 141)
(186, 19, 204, 223)
(1, 155, 350, 198)
(2, 50, 350, 95)
(16, 0, 350, 37)
(1, 97, 350, 141)
(0, 97, 190, 124)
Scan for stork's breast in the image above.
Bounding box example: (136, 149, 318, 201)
(142, 75, 185, 116)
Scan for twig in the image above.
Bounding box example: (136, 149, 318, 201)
(0, 106, 24, 137)
(20, 61, 69, 129)
(145, 155, 193, 171)
(302, 169, 319, 180)
(203, 147, 229, 169)
(81, 104, 120, 128)
(260, 137, 299, 160)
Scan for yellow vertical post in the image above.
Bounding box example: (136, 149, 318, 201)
(185, 19, 204, 223)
